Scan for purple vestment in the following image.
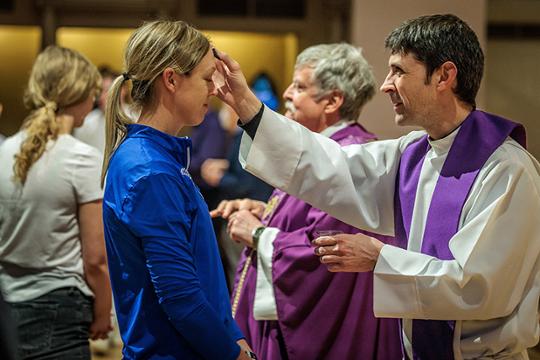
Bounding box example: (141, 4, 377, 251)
(233, 123, 402, 360)
(394, 110, 526, 359)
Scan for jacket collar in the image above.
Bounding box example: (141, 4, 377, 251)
(126, 123, 192, 167)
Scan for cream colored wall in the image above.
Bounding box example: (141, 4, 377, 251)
(350, 0, 487, 140)
(0, 27, 297, 137)
(0, 26, 41, 136)
(205, 31, 297, 99)
(489, 0, 540, 23)
(57, 28, 297, 109)
(485, 40, 540, 159)
(57, 27, 133, 72)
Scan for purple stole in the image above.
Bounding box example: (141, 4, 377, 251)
(394, 110, 526, 359)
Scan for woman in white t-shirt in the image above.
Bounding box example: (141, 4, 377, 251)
(0, 45, 112, 359)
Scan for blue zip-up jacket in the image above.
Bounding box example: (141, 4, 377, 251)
(103, 124, 243, 359)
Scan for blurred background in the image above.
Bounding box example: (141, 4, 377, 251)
(0, 0, 539, 158)
(1, 1, 539, 359)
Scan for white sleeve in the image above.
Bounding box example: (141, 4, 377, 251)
(72, 145, 104, 204)
(374, 148, 540, 320)
(239, 107, 422, 235)
(253, 227, 281, 320)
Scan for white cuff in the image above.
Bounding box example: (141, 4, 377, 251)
(253, 227, 280, 320)
(373, 244, 423, 318)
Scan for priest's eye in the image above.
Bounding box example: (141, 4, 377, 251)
(391, 66, 404, 76)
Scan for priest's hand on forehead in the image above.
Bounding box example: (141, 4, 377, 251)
(212, 48, 262, 123)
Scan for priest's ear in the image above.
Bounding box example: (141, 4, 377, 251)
(435, 61, 458, 92)
(323, 91, 344, 115)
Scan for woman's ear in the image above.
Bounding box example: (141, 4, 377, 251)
(161, 68, 178, 93)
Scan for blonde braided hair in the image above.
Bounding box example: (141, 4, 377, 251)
(13, 45, 100, 184)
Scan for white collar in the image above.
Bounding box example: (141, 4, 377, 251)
(427, 126, 460, 156)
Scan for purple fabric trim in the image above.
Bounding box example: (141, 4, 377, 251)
(331, 122, 377, 146)
(421, 111, 526, 260)
(394, 110, 526, 359)
(394, 137, 430, 250)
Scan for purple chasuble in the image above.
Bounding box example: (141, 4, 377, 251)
(394, 110, 526, 360)
(232, 123, 402, 360)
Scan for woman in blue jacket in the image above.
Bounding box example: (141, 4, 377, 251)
(101, 20, 254, 360)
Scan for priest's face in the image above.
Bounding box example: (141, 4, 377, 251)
(380, 52, 437, 128)
(282, 66, 327, 132)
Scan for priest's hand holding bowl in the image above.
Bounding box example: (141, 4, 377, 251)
(312, 232, 384, 272)
(227, 210, 264, 248)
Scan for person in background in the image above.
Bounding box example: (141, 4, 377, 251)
(0, 291, 17, 360)
(189, 107, 234, 289)
(101, 20, 254, 359)
(190, 105, 232, 212)
(74, 66, 137, 154)
(73, 66, 118, 154)
(0, 45, 112, 359)
(74, 65, 123, 357)
(212, 13, 540, 359)
(0, 101, 17, 360)
(200, 108, 274, 203)
(212, 43, 401, 359)
(200, 74, 278, 206)
(202, 102, 274, 290)
(200, 75, 276, 290)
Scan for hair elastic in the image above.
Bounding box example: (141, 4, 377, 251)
(44, 101, 57, 112)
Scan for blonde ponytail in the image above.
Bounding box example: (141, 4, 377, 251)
(13, 104, 59, 184)
(13, 46, 100, 184)
(101, 75, 133, 186)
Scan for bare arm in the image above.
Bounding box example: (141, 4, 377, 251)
(79, 200, 112, 340)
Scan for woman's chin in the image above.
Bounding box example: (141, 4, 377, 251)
(191, 115, 206, 127)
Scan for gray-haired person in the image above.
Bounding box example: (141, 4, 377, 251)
(212, 43, 401, 359)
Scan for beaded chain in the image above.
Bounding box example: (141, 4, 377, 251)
(231, 250, 253, 317)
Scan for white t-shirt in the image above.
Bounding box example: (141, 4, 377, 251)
(73, 108, 105, 154)
(74, 106, 140, 154)
(0, 131, 103, 302)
